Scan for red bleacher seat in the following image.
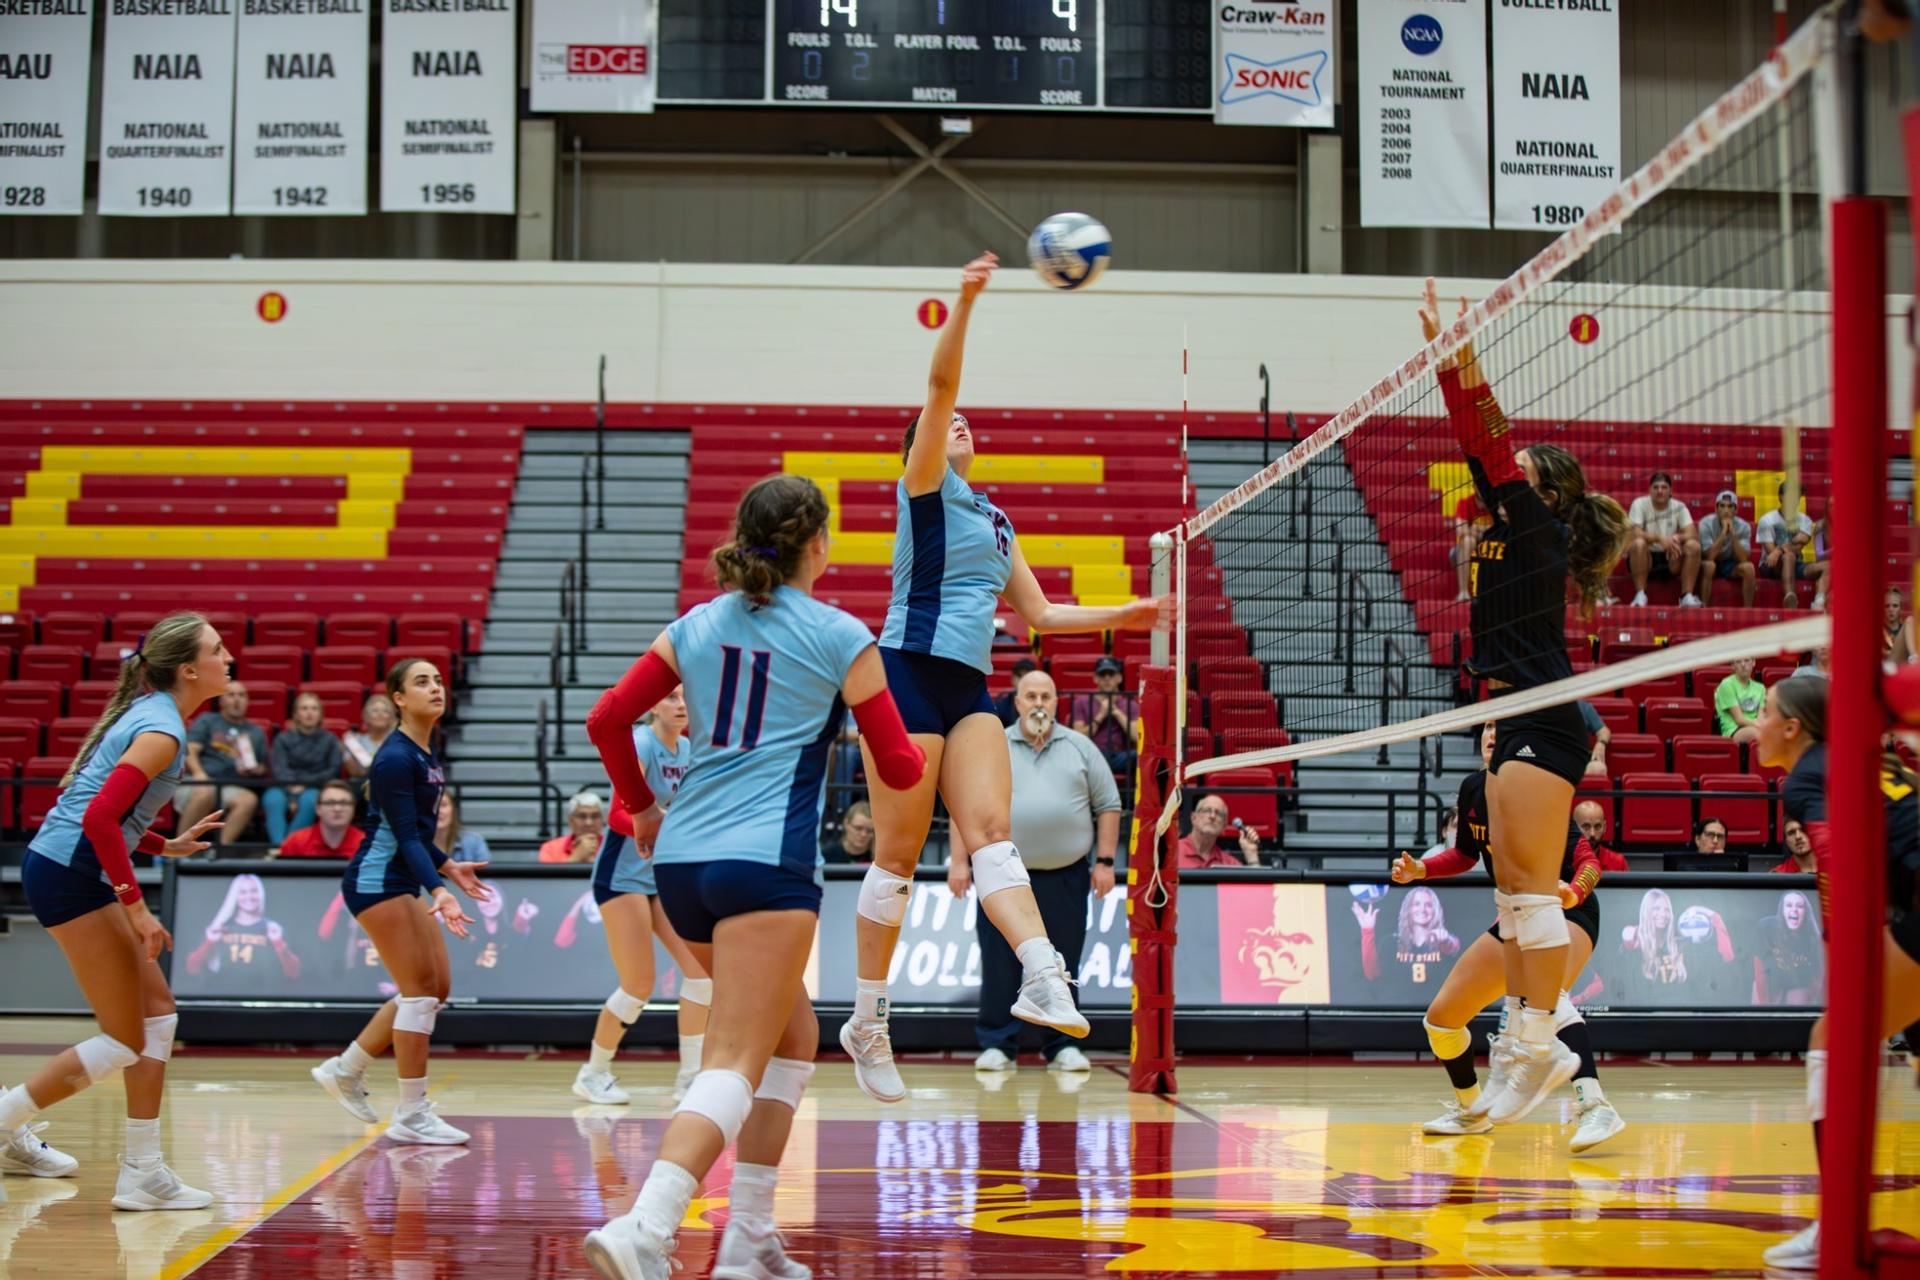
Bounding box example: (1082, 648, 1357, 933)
(0, 760, 13, 830)
(201, 611, 250, 647)
(1699, 773, 1770, 846)
(1692, 664, 1734, 699)
(1209, 766, 1280, 836)
(109, 611, 166, 642)
(1218, 728, 1296, 790)
(89, 640, 134, 678)
(0, 681, 62, 721)
(1189, 628, 1250, 662)
(301, 682, 367, 723)
(1196, 657, 1263, 694)
(1644, 698, 1711, 740)
(327, 613, 393, 648)
(0, 645, 10, 680)
(1209, 692, 1279, 734)
(1050, 655, 1101, 692)
(1758, 659, 1801, 685)
(1041, 633, 1103, 659)
(1671, 735, 1740, 781)
(67, 681, 116, 718)
(312, 646, 380, 685)
(396, 613, 465, 652)
(0, 616, 31, 649)
(0, 718, 40, 766)
(254, 611, 321, 649)
(45, 717, 92, 757)
(1110, 633, 1151, 663)
(1599, 628, 1660, 663)
(389, 645, 456, 685)
(1619, 673, 1687, 705)
(1618, 772, 1692, 847)
(17, 645, 83, 685)
(1185, 728, 1215, 761)
(239, 646, 306, 685)
(20, 756, 66, 830)
(1606, 733, 1666, 777)
(1586, 696, 1637, 737)
(38, 611, 105, 648)
(245, 680, 290, 720)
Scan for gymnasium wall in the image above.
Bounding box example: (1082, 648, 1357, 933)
(0, 259, 1906, 421)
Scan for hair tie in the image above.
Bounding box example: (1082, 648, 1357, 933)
(749, 545, 780, 559)
(131, 633, 147, 662)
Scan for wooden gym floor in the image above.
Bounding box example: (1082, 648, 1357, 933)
(2, 1015, 1917, 1279)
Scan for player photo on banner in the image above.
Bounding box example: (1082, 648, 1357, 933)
(1589, 885, 1826, 1010)
(1214, 883, 1331, 1004)
(1325, 883, 1498, 1007)
(380, 0, 517, 214)
(531, 0, 656, 113)
(0, 3, 93, 215)
(1492, 0, 1621, 230)
(233, 0, 371, 215)
(1212, 0, 1335, 129)
(1358, 0, 1489, 228)
(98, 3, 238, 216)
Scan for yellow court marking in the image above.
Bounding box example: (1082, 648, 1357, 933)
(0, 525, 389, 558)
(159, 1129, 380, 1280)
(39, 446, 412, 476)
(783, 450, 1103, 485)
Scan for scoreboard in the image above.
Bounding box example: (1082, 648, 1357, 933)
(657, 0, 1213, 113)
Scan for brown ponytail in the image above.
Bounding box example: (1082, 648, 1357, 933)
(64, 611, 211, 785)
(710, 474, 831, 606)
(1525, 442, 1631, 613)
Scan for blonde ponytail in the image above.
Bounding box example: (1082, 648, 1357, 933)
(64, 612, 211, 785)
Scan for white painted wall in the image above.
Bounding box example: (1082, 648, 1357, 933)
(0, 259, 1906, 426)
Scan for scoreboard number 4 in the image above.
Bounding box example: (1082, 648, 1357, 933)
(818, 0, 1079, 30)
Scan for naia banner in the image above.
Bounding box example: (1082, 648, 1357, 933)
(380, 0, 517, 214)
(1491, 0, 1621, 231)
(1212, 1, 1335, 129)
(1358, 0, 1489, 229)
(98, 2, 238, 217)
(530, 0, 656, 113)
(0, 3, 93, 216)
(233, 0, 370, 215)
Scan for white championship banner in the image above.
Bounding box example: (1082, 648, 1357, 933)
(98, 2, 238, 217)
(1212, 0, 1335, 129)
(380, 0, 516, 214)
(1492, 0, 1621, 231)
(233, 0, 370, 215)
(531, 0, 655, 113)
(1358, 0, 1488, 228)
(0, 4, 94, 216)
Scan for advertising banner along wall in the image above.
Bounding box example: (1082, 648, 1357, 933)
(1491, 0, 1622, 231)
(380, 0, 517, 214)
(0, 4, 94, 216)
(233, 0, 371, 215)
(98, 2, 238, 217)
(1213, 1, 1336, 129)
(1358, 0, 1489, 228)
(531, 0, 656, 113)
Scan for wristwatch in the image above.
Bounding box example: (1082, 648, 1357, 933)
(1094, 856, 1116, 867)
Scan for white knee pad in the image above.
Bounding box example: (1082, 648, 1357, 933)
(679, 977, 713, 1007)
(1551, 990, 1582, 1032)
(1508, 894, 1569, 951)
(1806, 1048, 1828, 1122)
(75, 1034, 139, 1084)
(394, 995, 442, 1035)
(1493, 889, 1515, 942)
(142, 1014, 179, 1063)
(970, 840, 1032, 901)
(604, 987, 645, 1025)
(754, 1056, 815, 1111)
(674, 1069, 755, 1146)
(1424, 1019, 1472, 1061)
(856, 863, 912, 927)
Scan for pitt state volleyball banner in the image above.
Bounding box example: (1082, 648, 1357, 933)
(0, 4, 93, 216)
(380, 0, 517, 214)
(1358, 0, 1489, 228)
(233, 0, 370, 215)
(98, 2, 239, 217)
(1212, 0, 1335, 129)
(531, 0, 656, 113)
(1491, 0, 1621, 231)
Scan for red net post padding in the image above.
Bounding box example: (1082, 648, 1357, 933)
(1129, 665, 1179, 1095)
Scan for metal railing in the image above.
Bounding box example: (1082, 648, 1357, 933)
(1285, 411, 1310, 538)
(549, 625, 568, 755)
(594, 353, 608, 533)
(1258, 363, 1271, 464)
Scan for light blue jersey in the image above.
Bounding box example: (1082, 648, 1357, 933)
(654, 586, 874, 878)
(30, 692, 186, 884)
(596, 725, 691, 899)
(878, 466, 1014, 674)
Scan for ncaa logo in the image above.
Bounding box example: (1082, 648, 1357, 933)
(1400, 15, 1443, 55)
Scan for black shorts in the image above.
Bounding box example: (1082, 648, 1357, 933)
(1645, 547, 1679, 579)
(1484, 897, 1600, 947)
(22, 850, 117, 928)
(881, 646, 995, 736)
(1892, 909, 1920, 966)
(1490, 703, 1591, 786)
(654, 859, 822, 944)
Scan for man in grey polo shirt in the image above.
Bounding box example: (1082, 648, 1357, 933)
(969, 669, 1122, 1074)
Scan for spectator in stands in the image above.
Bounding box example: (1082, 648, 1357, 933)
(263, 692, 345, 852)
(1071, 657, 1138, 782)
(1693, 816, 1730, 855)
(539, 790, 606, 863)
(341, 692, 397, 778)
(177, 682, 269, 846)
(1574, 800, 1630, 871)
(1177, 795, 1262, 868)
(1802, 645, 1832, 679)
(1714, 656, 1766, 745)
(435, 792, 490, 864)
(1578, 700, 1612, 780)
(1451, 492, 1491, 602)
(1627, 471, 1702, 608)
(1422, 807, 1458, 859)
(1885, 587, 1916, 663)
(1696, 489, 1758, 608)
(1756, 484, 1824, 609)
(276, 780, 365, 860)
(1772, 817, 1817, 874)
(994, 657, 1038, 726)
(823, 800, 876, 865)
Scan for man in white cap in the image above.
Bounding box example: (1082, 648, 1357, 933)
(1695, 489, 1756, 608)
(539, 790, 606, 864)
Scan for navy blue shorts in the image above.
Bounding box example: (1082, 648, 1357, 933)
(653, 860, 822, 944)
(342, 884, 419, 917)
(881, 647, 995, 737)
(22, 851, 117, 928)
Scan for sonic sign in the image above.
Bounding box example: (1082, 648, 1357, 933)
(1214, 1, 1336, 128)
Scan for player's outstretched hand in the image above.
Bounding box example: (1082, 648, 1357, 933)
(430, 888, 474, 940)
(1390, 852, 1424, 884)
(959, 252, 998, 302)
(446, 861, 491, 902)
(161, 811, 224, 857)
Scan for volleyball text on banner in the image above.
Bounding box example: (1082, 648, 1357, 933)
(380, 0, 517, 215)
(530, 0, 656, 113)
(98, 1, 238, 217)
(1358, 0, 1489, 228)
(1212, 0, 1335, 129)
(233, 0, 370, 215)
(0, 3, 93, 216)
(1491, 0, 1621, 231)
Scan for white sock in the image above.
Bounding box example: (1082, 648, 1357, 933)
(728, 1161, 779, 1222)
(679, 1034, 704, 1074)
(588, 1042, 617, 1074)
(627, 1159, 699, 1232)
(340, 1041, 375, 1077)
(1496, 995, 1522, 1036)
(125, 1117, 161, 1165)
(0, 1084, 39, 1132)
(1518, 1006, 1556, 1046)
(1573, 1076, 1605, 1107)
(399, 1076, 429, 1109)
(854, 979, 889, 1022)
(1016, 937, 1056, 977)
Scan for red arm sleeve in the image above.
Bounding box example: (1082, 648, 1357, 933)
(1567, 838, 1603, 907)
(1418, 847, 1480, 879)
(585, 651, 678, 815)
(1437, 366, 1525, 488)
(83, 763, 151, 907)
(136, 830, 166, 856)
(851, 689, 927, 790)
(607, 802, 635, 837)
(1360, 925, 1379, 982)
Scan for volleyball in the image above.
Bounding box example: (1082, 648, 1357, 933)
(1027, 212, 1112, 290)
(1349, 883, 1390, 904)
